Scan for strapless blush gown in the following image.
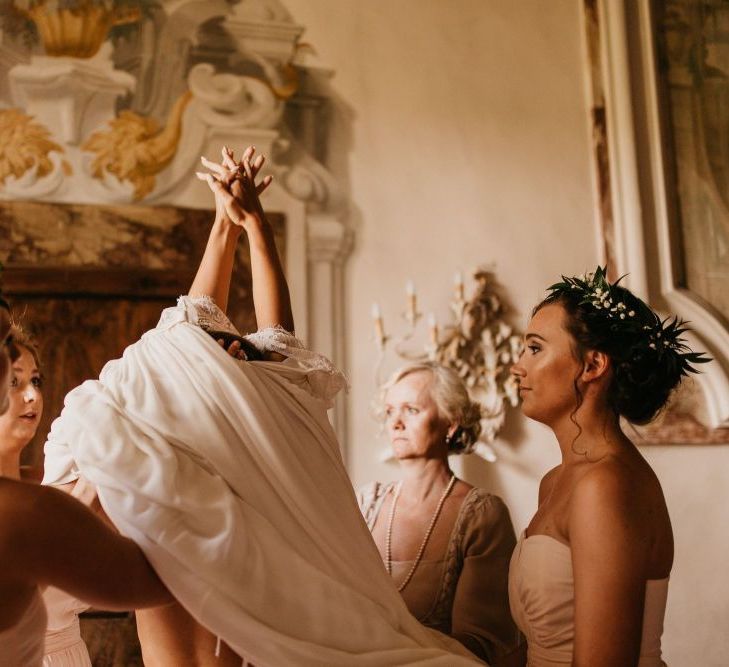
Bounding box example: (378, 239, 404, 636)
(509, 532, 668, 666)
(0, 588, 47, 667)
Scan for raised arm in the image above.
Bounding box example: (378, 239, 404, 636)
(195, 147, 294, 333)
(188, 147, 252, 312)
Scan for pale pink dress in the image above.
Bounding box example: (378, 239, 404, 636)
(0, 588, 47, 667)
(41, 587, 91, 667)
(509, 532, 669, 666)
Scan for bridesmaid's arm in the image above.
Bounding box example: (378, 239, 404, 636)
(0, 478, 170, 629)
(570, 464, 646, 667)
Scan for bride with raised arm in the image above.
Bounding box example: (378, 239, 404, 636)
(41, 147, 483, 666)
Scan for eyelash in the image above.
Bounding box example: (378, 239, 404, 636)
(9, 376, 43, 389)
(527, 344, 541, 355)
(384, 406, 419, 418)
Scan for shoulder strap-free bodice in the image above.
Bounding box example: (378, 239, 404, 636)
(508, 532, 668, 666)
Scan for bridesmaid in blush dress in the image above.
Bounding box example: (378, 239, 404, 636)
(0, 324, 92, 667)
(508, 268, 707, 667)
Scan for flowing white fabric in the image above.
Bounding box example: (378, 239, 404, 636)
(43, 297, 481, 666)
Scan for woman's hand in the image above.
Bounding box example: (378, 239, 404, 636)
(197, 146, 273, 232)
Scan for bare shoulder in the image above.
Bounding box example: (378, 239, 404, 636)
(571, 458, 636, 516)
(568, 457, 646, 546)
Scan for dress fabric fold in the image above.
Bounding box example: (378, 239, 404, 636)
(43, 297, 481, 666)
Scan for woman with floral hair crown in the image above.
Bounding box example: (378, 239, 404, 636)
(508, 267, 708, 667)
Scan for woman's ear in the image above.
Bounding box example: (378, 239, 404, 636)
(581, 350, 611, 383)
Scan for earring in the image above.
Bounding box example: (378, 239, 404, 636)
(445, 428, 461, 451)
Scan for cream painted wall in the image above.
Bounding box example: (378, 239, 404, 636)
(285, 1, 728, 664)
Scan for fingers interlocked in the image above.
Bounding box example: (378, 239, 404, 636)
(197, 146, 272, 196)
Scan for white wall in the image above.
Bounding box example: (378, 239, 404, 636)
(285, 1, 729, 664)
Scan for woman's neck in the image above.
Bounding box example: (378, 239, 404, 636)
(552, 403, 627, 464)
(0, 449, 21, 480)
(397, 457, 453, 503)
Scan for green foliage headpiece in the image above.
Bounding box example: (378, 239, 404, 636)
(545, 266, 710, 378)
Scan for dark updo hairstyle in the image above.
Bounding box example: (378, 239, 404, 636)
(0, 295, 20, 363)
(536, 268, 709, 425)
(7, 323, 40, 368)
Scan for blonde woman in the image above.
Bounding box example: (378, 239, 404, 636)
(359, 362, 523, 666)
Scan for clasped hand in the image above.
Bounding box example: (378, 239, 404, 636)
(196, 145, 274, 360)
(197, 145, 273, 231)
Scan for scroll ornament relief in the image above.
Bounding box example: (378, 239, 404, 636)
(0, 107, 69, 197)
(0, 0, 336, 208)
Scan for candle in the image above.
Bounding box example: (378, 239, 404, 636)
(427, 312, 439, 346)
(372, 302, 385, 346)
(454, 271, 465, 301)
(405, 280, 417, 323)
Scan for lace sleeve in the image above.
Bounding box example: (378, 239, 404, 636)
(245, 326, 349, 403)
(167, 298, 348, 403)
(176, 295, 242, 338)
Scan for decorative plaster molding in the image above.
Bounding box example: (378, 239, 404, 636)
(0, 0, 353, 449)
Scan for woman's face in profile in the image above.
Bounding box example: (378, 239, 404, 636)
(383, 371, 451, 460)
(0, 306, 11, 415)
(510, 303, 583, 426)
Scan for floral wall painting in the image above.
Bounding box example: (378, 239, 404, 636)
(0, 0, 353, 447)
(584, 0, 729, 442)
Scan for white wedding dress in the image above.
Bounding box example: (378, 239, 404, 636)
(43, 296, 480, 666)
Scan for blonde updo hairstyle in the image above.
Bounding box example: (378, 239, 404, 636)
(379, 362, 482, 454)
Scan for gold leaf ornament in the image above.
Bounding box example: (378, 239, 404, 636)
(82, 91, 192, 201)
(0, 108, 66, 186)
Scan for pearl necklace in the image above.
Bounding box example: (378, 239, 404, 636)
(385, 474, 457, 592)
